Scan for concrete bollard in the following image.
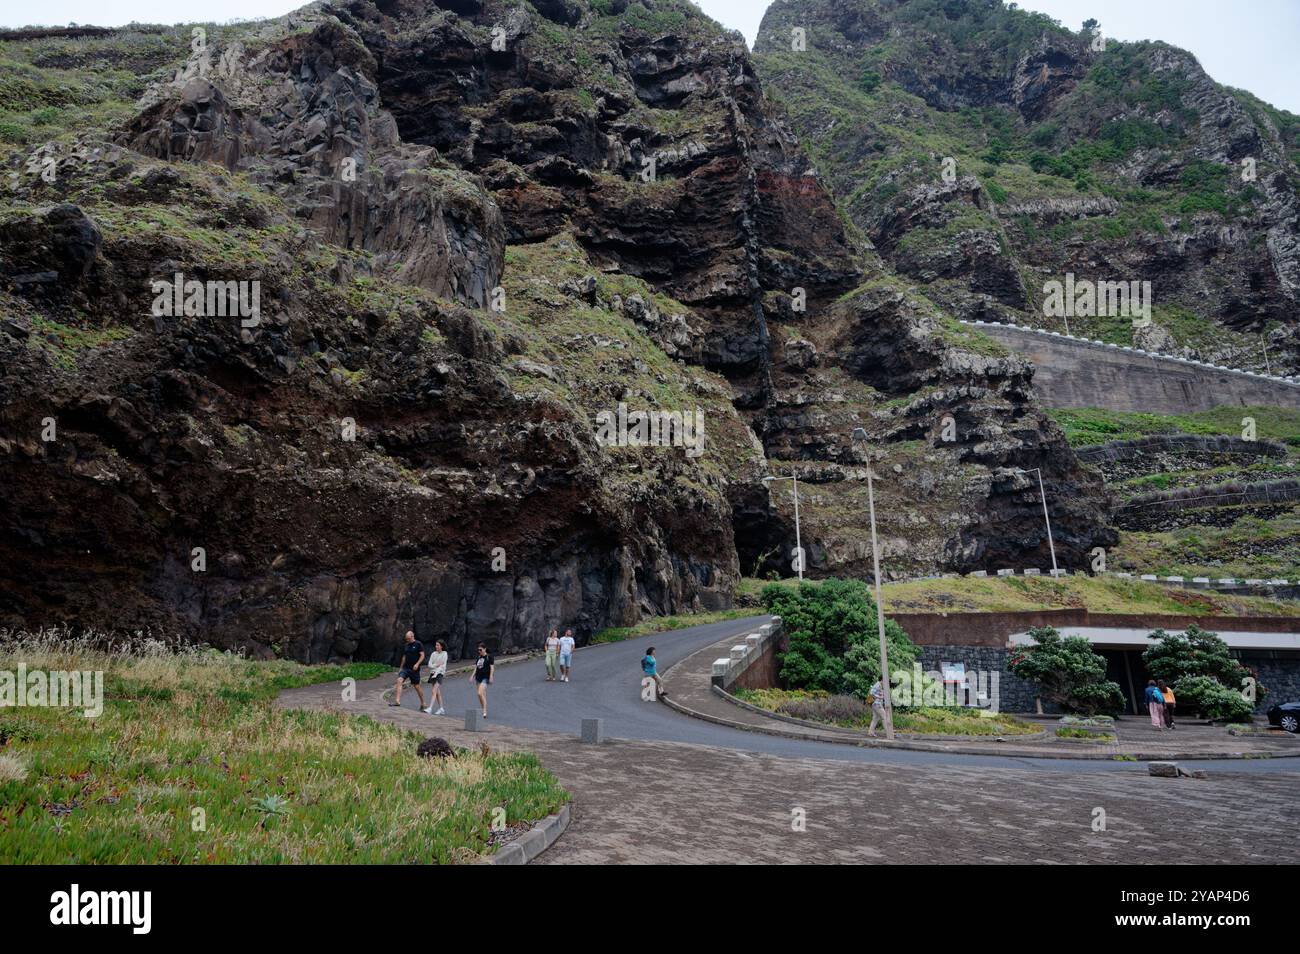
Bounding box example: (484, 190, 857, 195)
(1023, 568, 1040, 576)
(465, 709, 482, 732)
(1148, 761, 1179, 778)
(997, 568, 1015, 577)
(730, 645, 747, 661)
(971, 570, 987, 578)
(745, 634, 763, 651)
(580, 718, 603, 744)
(1049, 569, 1068, 577)
(712, 658, 731, 677)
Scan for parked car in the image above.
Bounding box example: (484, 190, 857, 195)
(1267, 701, 1300, 733)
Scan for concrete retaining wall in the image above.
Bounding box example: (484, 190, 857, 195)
(710, 617, 784, 692)
(967, 321, 1300, 412)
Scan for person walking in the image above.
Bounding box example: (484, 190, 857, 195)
(422, 639, 448, 715)
(1159, 679, 1176, 729)
(558, 629, 576, 682)
(641, 646, 665, 698)
(471, 642, 494, 718)
(867, 677, 888, 738)
(390, 630, 426, 710)
(544, 629, 560, 682)
(1144, 679, 1166, 730)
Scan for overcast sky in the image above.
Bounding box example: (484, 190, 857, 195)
(4, 0, 1297, 113)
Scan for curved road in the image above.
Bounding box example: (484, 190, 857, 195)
(416, 615, 1299, 774)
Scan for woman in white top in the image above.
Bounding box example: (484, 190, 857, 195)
(422, 640, 449, 715)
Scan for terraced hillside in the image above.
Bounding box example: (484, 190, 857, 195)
(1053, 406, 1300, 581)
(753, 0, 1300, 376)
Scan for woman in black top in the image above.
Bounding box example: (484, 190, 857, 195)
(472, 642, 494, 719)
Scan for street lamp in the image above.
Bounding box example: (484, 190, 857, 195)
(762, 473, 803, 580)
(851, 427, 894, 740)
(1014, 467, 1058, 573)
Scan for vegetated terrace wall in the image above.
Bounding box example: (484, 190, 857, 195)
(968, 322, 1300, 413)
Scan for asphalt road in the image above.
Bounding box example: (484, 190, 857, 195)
(401, 615, 1300, 774)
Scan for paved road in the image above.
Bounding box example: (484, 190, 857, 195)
(403, 615, 1300, 774)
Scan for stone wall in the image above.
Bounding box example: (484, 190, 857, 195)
(970, 323, 1300, 412)
(1243, 653, 1300, 709)
(916, 645, 1042, 714)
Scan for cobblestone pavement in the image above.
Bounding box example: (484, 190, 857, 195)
(279, 679, 1300, 865)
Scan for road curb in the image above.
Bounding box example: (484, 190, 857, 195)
(659, 655, 1300, 761)
(490, 802, 571, 865)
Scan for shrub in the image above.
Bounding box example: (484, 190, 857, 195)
(776, 693, 870, 724)
(762, 578, 918, 699)
(1171, 675, 1255, 722)
(1008, 626, 1125, 715)
(1143, 624, 1265, 704)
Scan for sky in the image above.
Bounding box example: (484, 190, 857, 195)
(3, 0, 1297, 113)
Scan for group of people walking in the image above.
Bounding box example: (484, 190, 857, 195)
(1144, 679, 1177, 730)
(391, 631, 495, 719)
(389, 628, 667, 717)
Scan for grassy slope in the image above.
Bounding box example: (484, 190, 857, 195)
(1049, 406, 1300, 450)
(1048, 406, 1300, 580)
(0, 634, 567, 863)
(739, 574, 1300, 617)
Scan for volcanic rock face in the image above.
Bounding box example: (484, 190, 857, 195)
(755, 0, 1300, 374)
(0, 0, 1115, 660)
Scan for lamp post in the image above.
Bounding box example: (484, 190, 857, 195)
(763, 473, 803, 580)
(851, 427, 893, 740)
(1016, 467, 1058, 573)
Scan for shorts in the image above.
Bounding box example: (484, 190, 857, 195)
(399, 667, 421, 685)
(559, 652, 572, 667)
(427, 672, 444, 685)
(475, 675, 490, 685)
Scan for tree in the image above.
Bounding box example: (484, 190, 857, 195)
(1143, 624, 1263, 696)
(1082, 18, 1100, 34)
(1008, 626, 1125, 715)
(762, 578, 918, 699)
(1143, 625, 1266, 717)
(1171, 676, 1255, 723)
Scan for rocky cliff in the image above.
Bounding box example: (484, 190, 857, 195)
(754, 0, 1300, 375)
(0, 0, 1115, 660)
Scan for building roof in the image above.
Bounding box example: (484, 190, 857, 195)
(1008, 628, 1300, 652)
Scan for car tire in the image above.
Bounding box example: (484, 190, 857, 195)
(1281, 713, 1300, 734)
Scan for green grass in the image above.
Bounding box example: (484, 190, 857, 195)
(1050, 406, 1300, 451)
(871, 574, 1300, 617)
(1055, 726, 1116, 742)
(591, 607, 755, 644)
(732, 688, 1038, 736)
(1113, 512, 1300, 582)
(0, 631, 567, 863)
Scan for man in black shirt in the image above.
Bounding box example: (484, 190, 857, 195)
(391, 630, 426, 710)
